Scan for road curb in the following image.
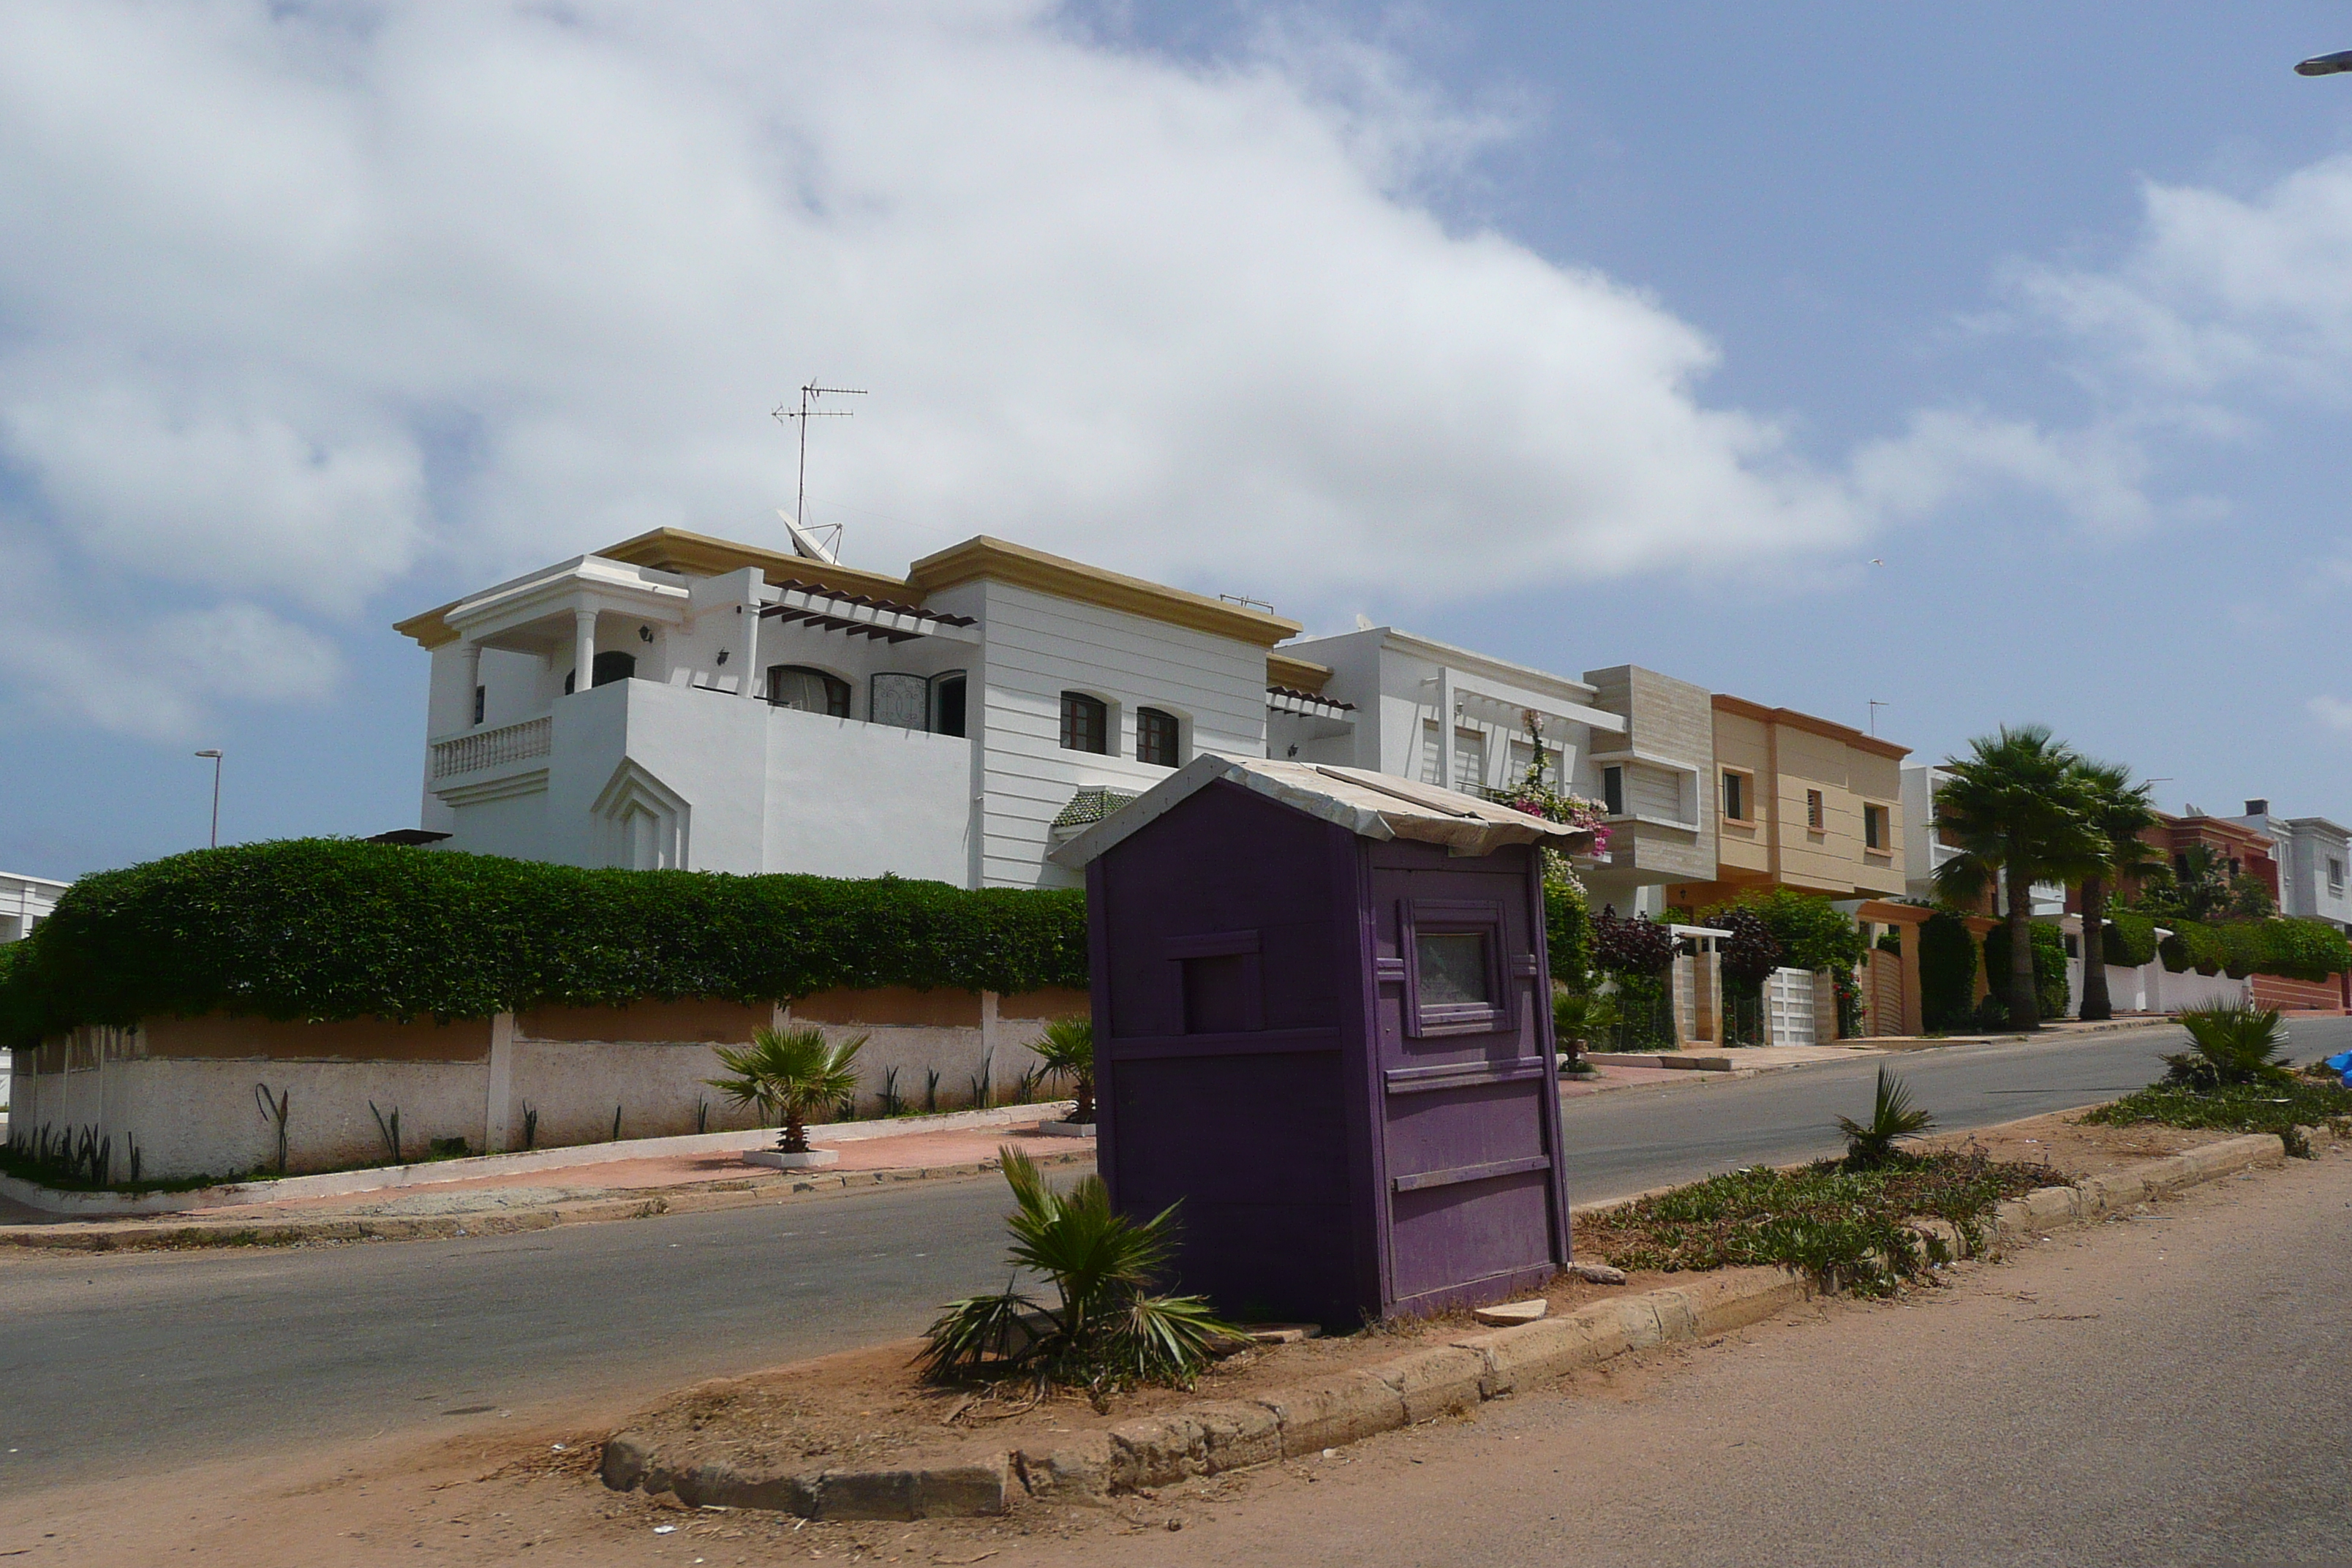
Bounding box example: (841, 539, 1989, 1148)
(598, 1127, 2301, 1520)
(0, 1150, 1097, 1254)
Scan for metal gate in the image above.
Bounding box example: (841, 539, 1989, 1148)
(1763, 967, 1816, 1047)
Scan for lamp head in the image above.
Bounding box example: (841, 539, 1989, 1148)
(195, 749, 223, 759)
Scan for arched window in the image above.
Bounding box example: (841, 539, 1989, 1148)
(1136, 706, 1181, 767)
(1060, 691, 1109, 754)
(768, 664, 851, 717)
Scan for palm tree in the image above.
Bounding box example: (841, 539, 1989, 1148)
(1931, 725, 2092, 1030)
(1033, 1015, 1096, 1124)
(2067, 759, 2161, 1022)
(705, 1025, 866, 1153)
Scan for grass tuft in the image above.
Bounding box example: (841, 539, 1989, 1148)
(2078, 1077, 2352, 1157)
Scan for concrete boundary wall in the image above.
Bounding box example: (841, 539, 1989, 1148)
(5, 987, 1089, 1183)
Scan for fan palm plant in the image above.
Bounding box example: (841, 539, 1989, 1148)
(1032, 1016, 1096, 1124)
(2066, 759, 2162, 1022)
(705, 1025, 866, 1154)
(2161, 1004, 2294, 1090)
(1931, 725, 2095, 1030)
(1836, 1066, 1936, 1169)
(921, 1147, 1234, 1389)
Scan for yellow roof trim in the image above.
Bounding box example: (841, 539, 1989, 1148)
(1267, 650, 1333, 693)
(907, 536, 1300, 647)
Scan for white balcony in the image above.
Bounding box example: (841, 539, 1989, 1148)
(431, 715, 552, 782)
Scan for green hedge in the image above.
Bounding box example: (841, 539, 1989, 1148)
(0, 840, 1090, 1047)
(2154, 918, 2350, 982)
(1980, 921, 2070, 1019)
(1918, 911, 1980, 1031)
(1730, 887, 1864, 974)
(2101, 912, 2160, 968)
(2159, 921, 2228, 976)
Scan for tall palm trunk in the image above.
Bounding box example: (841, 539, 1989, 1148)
(2076, 874, 2111, 1021)
(2005, 860, 2038, 1030)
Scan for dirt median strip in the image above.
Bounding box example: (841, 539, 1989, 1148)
(0, 1150, 1098, 1254)
(596, 1126, 2302, 1523)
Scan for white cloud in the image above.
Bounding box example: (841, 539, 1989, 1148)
(0, 0, 2159, 736)
(0, 525, 341, 740)
(2013, 154, 2352, 406)
(2310, 695, 2352, 736)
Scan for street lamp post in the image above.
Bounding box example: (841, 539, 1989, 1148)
(195, 750, 223, 849)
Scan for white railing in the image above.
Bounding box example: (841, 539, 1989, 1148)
(432, 715, 551, 780)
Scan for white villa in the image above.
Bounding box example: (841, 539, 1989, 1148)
(399, 528, 1305, 889)
(396, 527, 1684, 894)
(1, 871, 67, 944)
(2228, 799, 2352, 931)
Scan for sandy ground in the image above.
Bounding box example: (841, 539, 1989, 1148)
(7, 1115, 2325, 1565)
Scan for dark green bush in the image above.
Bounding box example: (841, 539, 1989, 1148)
(2159, 921, 2228, 976)
(2100, 912, 2160, 969)
(1918, 911, 1980, 1030)
(1980, 921, 2070, 1019)
(0, 840, 1089, 1046)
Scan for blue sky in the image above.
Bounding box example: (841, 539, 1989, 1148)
(7, 1, 2352, 878)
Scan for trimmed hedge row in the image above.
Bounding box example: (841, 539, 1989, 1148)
(0, 840, 1089, 1047)
(1918, 911, 1980, 1031)
(2156, 916, 2350, 982)
(2100, 912, 2160, 969)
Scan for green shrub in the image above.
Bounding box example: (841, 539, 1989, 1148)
(1736, 887, 1864, 974)
(2220, 921, 2269, 979)
(1979, 921, 2070, 1019)
(0, 840, 1089, 1046)
(2158, 1004, 2293, 1090)
(2159, 921, 2228, 976)
(1918, 911, 1980, 1030)
(2101, 912, 2160, 968)
(1545, 881, 1594, 990)
(2239, 917, 2352, 982)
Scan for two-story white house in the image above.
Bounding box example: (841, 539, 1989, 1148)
(0, 871, 67, 944)
(396, 528, 1301, 889)
(2228, 799, 2352, 930)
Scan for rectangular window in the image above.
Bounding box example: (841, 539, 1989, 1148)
(1602, 766, 1624, 816)
(1863, 802, 1887, 851)
(2331, 857, 2344, 895)
(1400, 899, 1512, 1037)
(472, 685, 485, 725)
(1414, 931, 1492, 1006)
(1059, 691, 1109, 753)
(1722, 770, 1746, 822)
(1806, 789, 1825, 831)
(1136, 706, 1180, 767)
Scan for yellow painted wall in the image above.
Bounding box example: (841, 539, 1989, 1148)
(1708, 707, 1906, 897)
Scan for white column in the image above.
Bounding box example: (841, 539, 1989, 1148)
(1436, 668, 1457, 790)
(572, 608, 597, 693)
(738, 602, 762, 700)
(461, 641, 484, 728)
(484, 1011, 515, 1153)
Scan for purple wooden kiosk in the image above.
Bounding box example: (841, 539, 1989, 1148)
(1049, 756, 1596, 1328)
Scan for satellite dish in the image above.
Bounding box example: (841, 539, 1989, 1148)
(776, 508, 840, 565)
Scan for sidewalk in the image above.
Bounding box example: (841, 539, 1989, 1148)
(0, 1116, 1098, 1251)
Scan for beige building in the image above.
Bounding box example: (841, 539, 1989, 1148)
(1665, 695, 1908, 908)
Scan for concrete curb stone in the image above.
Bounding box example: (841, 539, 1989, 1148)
(599, 1128, 2299, 1520)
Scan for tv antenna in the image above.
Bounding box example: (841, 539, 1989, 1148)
(772, 380, 865, 563)
(1867, 699, 1888, 735)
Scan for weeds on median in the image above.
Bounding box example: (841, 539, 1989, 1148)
(2078, 1079, 2352, 1157)
(1577, 1150, 2054, 1297)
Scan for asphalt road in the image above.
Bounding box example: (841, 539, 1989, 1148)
(4, 1016, 2345, 1495)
